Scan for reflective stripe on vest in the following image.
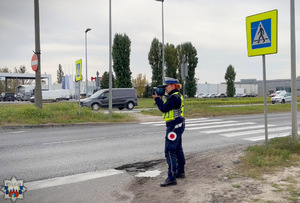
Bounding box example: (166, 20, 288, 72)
(162, 92, 184, 122)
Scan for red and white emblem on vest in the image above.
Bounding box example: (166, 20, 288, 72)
(167, 132, 177, 141)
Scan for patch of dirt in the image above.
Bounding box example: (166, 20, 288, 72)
(125, 145, 300, 203)
(131, 112, 161, 123)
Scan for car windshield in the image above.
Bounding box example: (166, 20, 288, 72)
(90, 89, 106, 98)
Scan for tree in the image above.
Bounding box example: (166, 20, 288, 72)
(112, 33, 132, 88)
(132, 74, 147, 97)
(0, 68, 10, 92)
(225, 64, 236, 97)
(165, 43, 178, 78)
(177, 42, 198, 97)
(101, 71, 115, 89)
(143, 83, 151, 98)
(148, 38, 162, 87)
(57, 64, 64, 84)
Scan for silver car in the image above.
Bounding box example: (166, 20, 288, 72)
(271, 92, 291, 104)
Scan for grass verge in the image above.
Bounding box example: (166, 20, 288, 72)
(0, 103, 135, 126)
(239, 136, 300, 179)
(139, 97, 299, 118)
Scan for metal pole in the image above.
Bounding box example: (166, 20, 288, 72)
(85, 28, 91, 97)
(161, 0, 165, 84)
(290, 0, 298, 139)
(34, 0, 42, 109)
(262, 55, 269, 148)
(85, 32, 88, 97)
(109, 0, 113, 118)
(78, 81, 81, 116)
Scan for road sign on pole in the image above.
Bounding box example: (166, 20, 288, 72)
(31, 54, 38, 72)
(246, 10, 278, 148)
(246, 10, 278, 57)
(75, 59, 82, 82)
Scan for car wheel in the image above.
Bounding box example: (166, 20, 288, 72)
(126, 101, 134, 110)
(281, 99, 285, 104)
(118, 107, 124, 110)
(92, 103, 100, 111)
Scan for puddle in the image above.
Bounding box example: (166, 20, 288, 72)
(135, 169, 161, 177)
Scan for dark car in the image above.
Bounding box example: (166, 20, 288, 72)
(0, 92, 16, 101)
(80, 88, 138, 111)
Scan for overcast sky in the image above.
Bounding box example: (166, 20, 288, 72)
(0, 0, 299, 84)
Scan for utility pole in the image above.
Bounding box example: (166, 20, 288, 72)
(290, 0, 298, 138)
(109, 0, 113, 118)
(34, 0, 42, 108)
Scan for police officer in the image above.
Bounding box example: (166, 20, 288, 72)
(152, 77, 186, 187)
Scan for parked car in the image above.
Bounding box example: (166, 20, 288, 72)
(271, 92, 291, 104)
(0, 92, 15, 101)
(269, 90, 286, 97)
(210, 94, 217, 98)
(216, 93, 227, 98)
(234, 94, 243, 97)
(203, 94, 210, 98)
(197, 93, 205, 98)
(15, 94, 23, 101)
(80, 88, 138, 111)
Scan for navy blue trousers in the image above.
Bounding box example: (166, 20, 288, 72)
(165, 123, 185, 181)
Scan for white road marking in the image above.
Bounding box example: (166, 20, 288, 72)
(43, 137, 105, 145)
(25, 169, 123, 191)
(220, 126, 291, 137)
(186, 122, 255, 130)
(10, 131, 25, 134)
(203, 125, 275, 134)
(244, 132, 290, 141)
(187, 120, 237, 127)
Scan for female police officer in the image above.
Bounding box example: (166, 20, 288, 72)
(152, 77, 185, 187)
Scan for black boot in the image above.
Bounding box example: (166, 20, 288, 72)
(176, 173, 185, 179)
(160, 178, 177, 187)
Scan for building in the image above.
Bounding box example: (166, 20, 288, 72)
(197, 77, 300, 97)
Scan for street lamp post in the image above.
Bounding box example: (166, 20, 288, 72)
(85, 28, 91, 97)
(155, 0, 165, 85)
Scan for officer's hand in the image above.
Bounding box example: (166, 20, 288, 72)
(152, 92, 159, 99)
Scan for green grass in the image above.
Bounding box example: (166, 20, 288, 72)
(138, 97, 300, 118)
(0, 103, 135, 126)
(239, 136, 300, 179)
(0, 97, 299, 126)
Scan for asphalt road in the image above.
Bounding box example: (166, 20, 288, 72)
(1, 112, 298, 183)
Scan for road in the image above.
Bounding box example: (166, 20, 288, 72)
(0, 112, 299, 202)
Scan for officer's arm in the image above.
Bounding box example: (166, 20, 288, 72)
(155, 95, 178, 113)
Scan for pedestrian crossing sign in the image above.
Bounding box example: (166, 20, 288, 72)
(246, 10, 277, 57)
(75, 59, 82, 82)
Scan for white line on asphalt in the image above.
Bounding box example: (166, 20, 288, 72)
(220, 126, 291, 137)
(244, 132, 290, 141)
(151, 119, 224, 127)
(25, 169, 124, 191)
(10, 131, 25, 134)
(42, 137, 105, 145)
(186, 122, 255, 130)
(187, 120, 236, 127)
(140, 118, 208, 125)
(203, 125, 276, 134)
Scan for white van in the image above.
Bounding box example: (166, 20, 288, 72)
(30, 89, 70, 102)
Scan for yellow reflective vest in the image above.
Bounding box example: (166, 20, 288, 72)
(162, 92, 184, 122)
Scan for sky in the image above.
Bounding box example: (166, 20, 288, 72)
(0, 0, 299, 84)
